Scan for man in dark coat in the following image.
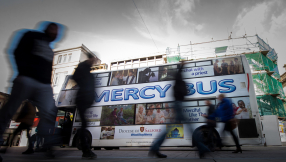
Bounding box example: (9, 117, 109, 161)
(73, 53, 97, 159)
(0, 22, 62, 159)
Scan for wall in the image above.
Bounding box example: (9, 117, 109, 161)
(52, 49, 81, 96)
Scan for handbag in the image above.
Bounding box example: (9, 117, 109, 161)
(229, 118, 238, 130)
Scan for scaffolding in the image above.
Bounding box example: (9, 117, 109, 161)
(165, 35, 285, 117)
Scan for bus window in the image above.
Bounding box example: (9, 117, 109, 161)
(182, 101, 198, 107)
(213, 56, 244, 76)
(198, 100, 215, 106)
(158, 65, 177, 81)
(94, 72, 110, 87)
(110, 69, 137, 86)
(137, 67, 159, 83)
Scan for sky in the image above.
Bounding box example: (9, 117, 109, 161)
(0, 0, 286, 93)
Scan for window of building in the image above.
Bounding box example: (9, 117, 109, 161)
(54, 73, 59, 85)
(68, 54, 72, 62)
(63, 55, 67, 63)
(58, 55, 62, 64)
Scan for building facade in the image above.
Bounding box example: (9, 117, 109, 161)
(52, 44, 102, 99)
(109, 54, 166, 70)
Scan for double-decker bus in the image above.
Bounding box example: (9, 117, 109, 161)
(56, 55, 263, 150)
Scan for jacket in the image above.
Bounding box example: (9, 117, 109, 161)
(173, 64, 187, 101)
(14, 31, 54, 84)
(208, 98, 233, 122)
(73, 60, 95, 107)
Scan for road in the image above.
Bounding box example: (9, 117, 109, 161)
(1, 146, 286, 162)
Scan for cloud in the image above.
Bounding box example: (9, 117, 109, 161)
(232, 0, 286, 73)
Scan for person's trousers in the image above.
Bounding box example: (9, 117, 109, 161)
(36, 135, 42, 148)
(217, 121, 241, 149)
(150, 101, 210, 154)
(77, 105, 91, 152)
(150, 101, 184, 152)
(0, 76, 57, 148)
(224, 121, 240, 149)
(11, 123, 32, 149)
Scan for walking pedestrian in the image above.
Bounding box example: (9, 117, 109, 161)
(73, 53, 97, 159)
(10, 100, 36, 154)
(202, 100, 217, 151)
(148, 61, 188, 158)
(208, 94, 242, 153)
(0, 22, 63, 160)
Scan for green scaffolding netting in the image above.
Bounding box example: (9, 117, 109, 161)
(245, 52, 280, 79)
(257, 95, 286, 117)
(252, 73, 285, 99)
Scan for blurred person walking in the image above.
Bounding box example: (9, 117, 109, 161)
(208, 94, 242, 153)
(203, 100, 217, 151)
(148, 61, 188, 158)
(0, 22, 63, 160)
(9, 101, 36, 154)
(73, 53, 97, 159)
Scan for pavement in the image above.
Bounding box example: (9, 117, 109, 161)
(1, 146, 286, 162)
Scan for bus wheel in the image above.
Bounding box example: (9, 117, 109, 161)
(75, 133, 92, 150)
(193, 127, 219, 151)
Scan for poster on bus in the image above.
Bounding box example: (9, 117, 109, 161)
(114, 125, 166, 139)
(182, 106, 208, 123)
(74, 107, 102, 126)
(166, 124, 184, 139)
(182, 65, 214, 78)
(213, 56, 244, 76)
(100, 126, 115, 140)
(100, 104, 135, 126)
(135, 105, 176, 125)
(110, 69, 137, 86)
(231, 97, 252, 119)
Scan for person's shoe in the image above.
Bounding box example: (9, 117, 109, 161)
(232, 148, 242, 153)
(82, 150, 97, 159)
(148, 151, 167, 158)
(22, 148, 34, 154)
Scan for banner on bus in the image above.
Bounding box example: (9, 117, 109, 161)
(182, 106, 208, 123)
(73, 107, 102, 126)
(114, 125, 166, 139)
(94, 74, 249, 106)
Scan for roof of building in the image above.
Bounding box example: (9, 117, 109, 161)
(54, 44, 98, 58)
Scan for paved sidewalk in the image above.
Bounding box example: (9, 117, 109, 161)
(1, 146, 286, 161)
